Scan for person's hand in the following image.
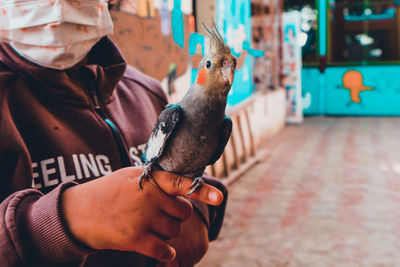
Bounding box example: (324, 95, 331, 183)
(61, 167, 223, 262)
(155, 211, 209, 267)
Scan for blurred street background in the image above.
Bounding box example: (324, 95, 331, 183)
(199, 117, 400, 267)
(108, 0, 400, 265)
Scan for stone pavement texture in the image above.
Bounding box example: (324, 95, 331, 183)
(197, 117, 400, 267)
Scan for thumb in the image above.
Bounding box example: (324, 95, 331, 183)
(152, 170, 224, 206)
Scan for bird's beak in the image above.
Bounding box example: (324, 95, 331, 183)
(221, 60, 235, 86)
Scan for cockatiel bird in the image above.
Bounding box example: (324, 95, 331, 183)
(140, 23, 236, 195)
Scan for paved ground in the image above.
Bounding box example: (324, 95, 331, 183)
(197, 117, 400, 267)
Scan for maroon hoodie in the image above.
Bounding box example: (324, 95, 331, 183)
(0, 37, 227, 266)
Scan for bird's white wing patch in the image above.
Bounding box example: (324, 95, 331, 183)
(142, 105, 183, 164)
(145, 122, 167, 161)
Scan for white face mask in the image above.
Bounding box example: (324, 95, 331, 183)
(0, 0, 113, 69)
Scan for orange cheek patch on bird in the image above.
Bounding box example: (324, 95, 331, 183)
(196, 68, 207, 85)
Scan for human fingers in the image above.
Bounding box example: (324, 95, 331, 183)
(166, 211, 209, 266)
(136, 233, 176, 262)
(152, 171, 224, 206)
(159, 195, 193, 221)
(150, 214, 182, 240)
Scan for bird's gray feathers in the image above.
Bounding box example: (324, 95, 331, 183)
(208, 116, 232, 165)
(141, 22, 234, 186)
(152, 93, 227, 176)
(142, 104, 183, 164)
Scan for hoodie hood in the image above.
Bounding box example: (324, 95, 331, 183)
(0, 37, 127, 106)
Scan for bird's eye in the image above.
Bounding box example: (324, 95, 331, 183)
(206, 60, 212, 69)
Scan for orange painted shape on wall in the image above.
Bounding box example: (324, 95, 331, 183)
(343, 70, 373, 103)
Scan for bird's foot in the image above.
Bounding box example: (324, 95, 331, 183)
(139, 166, 152, 190)
(188, 176, 204, 195)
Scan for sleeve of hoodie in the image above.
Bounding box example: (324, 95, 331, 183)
(0, 183, 94, 266)
(0, 100, 93, 265)
(123, 66, 228, 241)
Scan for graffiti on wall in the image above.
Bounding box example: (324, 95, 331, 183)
(109, 10, 190, 83)
(111, 0, 263, 106)
(302, 66, 400, 115)
(342, 70, 374, 104)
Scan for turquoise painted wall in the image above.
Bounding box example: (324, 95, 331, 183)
(302, 67, 322, 115)
(302, 66, 400, 116)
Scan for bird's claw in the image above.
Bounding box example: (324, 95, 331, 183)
(138, 174, 145, 189)
(138, 167, 151, 190)
(188, 176, 204, 195)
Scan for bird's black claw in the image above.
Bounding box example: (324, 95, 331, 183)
(139, 167, 151, 190)
(138, 174, 144, 189)
(188, 176, 204, 195)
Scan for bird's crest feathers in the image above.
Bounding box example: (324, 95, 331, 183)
(202, 20, 231, 56)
